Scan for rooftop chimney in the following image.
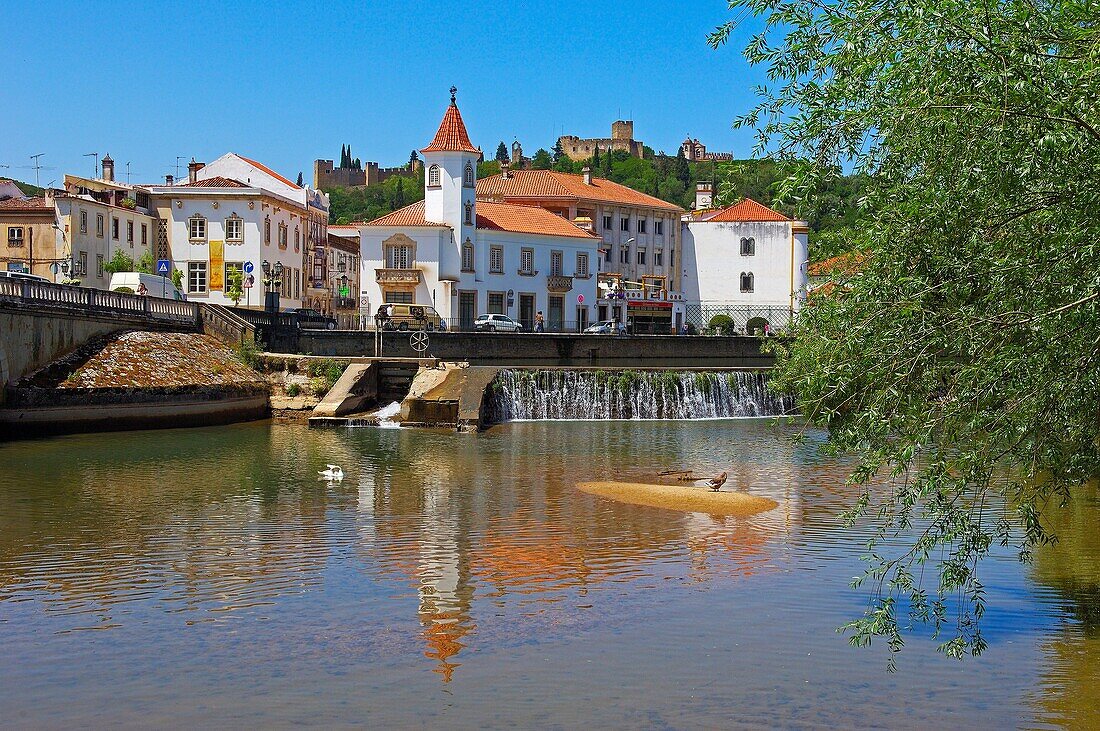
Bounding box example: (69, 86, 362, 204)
(582, 166, 592, 185)
(695, 181, 714, 210)
(165, 174, 174, 186)
(101, 154, 114, 182)
(188, 158, 203, 184)
(500, 162, 510, 179)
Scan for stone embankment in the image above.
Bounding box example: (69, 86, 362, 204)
(1, 331, 269, 438)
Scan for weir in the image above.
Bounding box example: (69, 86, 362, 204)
(482, 369, 794, 423)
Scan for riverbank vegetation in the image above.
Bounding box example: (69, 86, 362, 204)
(712, 0, 1100, 666)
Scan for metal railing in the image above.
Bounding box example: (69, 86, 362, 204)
(0, 278, 199, 326)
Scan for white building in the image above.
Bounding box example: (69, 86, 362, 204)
(681, 196, 809, 333)
(357, 92, 601, 330)
(54, 156, 157, 289)
(147, 154, 317, 309)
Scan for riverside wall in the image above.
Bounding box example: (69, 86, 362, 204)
(283, 331, 775, 368)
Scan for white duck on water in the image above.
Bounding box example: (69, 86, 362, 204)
(319, 465, 344, 481)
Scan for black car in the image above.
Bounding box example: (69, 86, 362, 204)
(292, 308, 337, 330)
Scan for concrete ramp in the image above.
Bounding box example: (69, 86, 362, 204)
(311, 363, 377, 418)
(401, 365, 501, 430)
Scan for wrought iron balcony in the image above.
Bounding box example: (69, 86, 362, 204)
(375, 268, 421, 285)
(547, 274, 573, 293)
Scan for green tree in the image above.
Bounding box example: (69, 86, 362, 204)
(136, 251, 154, 274)
(530, 148, 553, 170)
(296, 172, 304, 186)
(171, 268, 183, 291)
(103, 250, 135, 275)
(226, 266, 244, 306)
(409, 150, 419, 168)
(552, 139, 565, 162)
(712, 0, 1100, 665)
(495, 141, 510, 163)
(673, 148, 690, 185)
(340, 145, 348, 168)
(592, 144, 600, 167)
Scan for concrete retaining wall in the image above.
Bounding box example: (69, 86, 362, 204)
(287, 331, 775, 368)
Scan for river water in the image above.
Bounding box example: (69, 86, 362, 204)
(1, 420, 1097, 728)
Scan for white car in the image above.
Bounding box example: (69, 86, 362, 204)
(584, 320, 628, 335)
(474, 313, 523, 332)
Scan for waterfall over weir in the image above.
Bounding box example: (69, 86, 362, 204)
(485, 370, 796, 422)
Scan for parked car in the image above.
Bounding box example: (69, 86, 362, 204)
(109, 272, 187, 301)
(474, 313, 523, 332)
(291, 307, 338, 330)
(375, 303, 446, 331)
(584, 320, 628, 335)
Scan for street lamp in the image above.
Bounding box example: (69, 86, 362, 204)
(261, 259, 284, 313)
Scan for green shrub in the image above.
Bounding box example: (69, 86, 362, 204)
(285, 382, 301, 397)
(708, 314, 735, 335)
(113, 286, 135, 294)
(236, 339, 261, 370)
(310, 377, 329, 398)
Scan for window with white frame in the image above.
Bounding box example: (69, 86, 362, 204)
(576, 252, 589, 278)
(464, 202, 473, 225)
(489, 245, 503, 273)
(189, 216, 207, 241)
(620, 245, 630, 264)
(520, 248, 534, 274)
(385, 244, 412, 269)
(79, 210, 88, 234)
(428, 165, 441, 187)
(224, 261, 243, 291)
(638, 219, 647, 234)
(550, 251, 563, 276)
(96, 213, 104, 237)
(112, 217, 120, 240)
(141, 223, 148, 246)
(462, 240, 475, 271)
(602, 215, 612, 230)
(655, 220, 664, 235)
(96, 254, 104, 278)
(127, 221, 134, 246)
(620, 217, 630, 232)
(655, 249, 663, 267)
(7, 227, 24, 246)
(463, 162, 475, 187)
(78, 251, 87, 275)
(188, 261, 208, 293)
(225, 217, 243, 241)
(637, 248, 646, 265)
(740, 271, 754, 293)
(740, 237, 755, 256)
(487, 292, 505, 314)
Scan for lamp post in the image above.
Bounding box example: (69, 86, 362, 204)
(262, 259, 284, 314)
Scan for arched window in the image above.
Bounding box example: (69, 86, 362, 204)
(464, 202, 473, 225)
(461, 239, 475, 271)
(740, 237, 755, 256)
(463, 162, 475, 187)
(428, 165, 441, 187)
(740, 272, 754, 293)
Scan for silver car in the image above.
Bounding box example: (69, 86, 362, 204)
(584, 320, 627, 335)
(474, 313, 524, 332)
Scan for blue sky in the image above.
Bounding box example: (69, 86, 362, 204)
(0, 1, 766, 187)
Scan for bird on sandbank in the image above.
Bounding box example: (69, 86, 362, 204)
(704, 472, 727, 492)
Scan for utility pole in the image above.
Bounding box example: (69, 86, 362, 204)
(30, 154, 44, 187)
(83, 152, 98, 177)
(126, 162, 131, 183)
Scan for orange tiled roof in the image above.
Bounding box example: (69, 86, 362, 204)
(235, 154, 301, 189)
(705, 198, 790, 222)
(0, 196, 51, 211)
(365, 200, 597, 239)
(476, 200, 598, 239)
(421, 102, 480, 154)
(366, 201, 449, 227)
(476, 170, 682, 212)
(807, 251, 868, 277)
(180, 176, 247, 188)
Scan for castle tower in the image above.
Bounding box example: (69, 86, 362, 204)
(421, 86, 480, 258)
(511, 139, 523, 166)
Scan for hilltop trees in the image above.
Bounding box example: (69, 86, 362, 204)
(712, 0, 1100, 665)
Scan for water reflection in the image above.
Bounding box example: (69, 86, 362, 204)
(0, 420, 1095, 726)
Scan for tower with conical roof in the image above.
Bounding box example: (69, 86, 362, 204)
(422, 87, 480, 255)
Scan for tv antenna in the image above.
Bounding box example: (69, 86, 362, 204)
(30, 154, 44, 187)
(83, 152, 98, 177)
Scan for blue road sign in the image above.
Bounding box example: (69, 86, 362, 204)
(156, 259, 171, 275)
(243, 261, 254, 274)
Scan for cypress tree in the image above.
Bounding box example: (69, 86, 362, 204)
(495, 141, 510, 163)
(592, 144, 600, 167)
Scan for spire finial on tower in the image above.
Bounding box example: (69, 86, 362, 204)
(449, 85, 457, 105)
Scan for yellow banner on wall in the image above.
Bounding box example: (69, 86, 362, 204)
(209, 240, 224, 290)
